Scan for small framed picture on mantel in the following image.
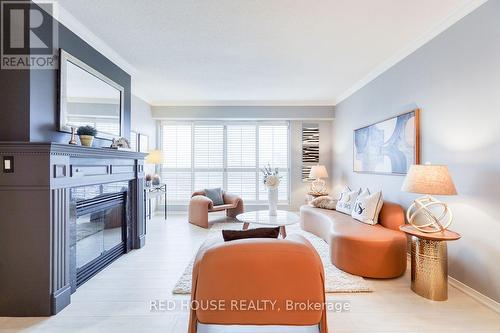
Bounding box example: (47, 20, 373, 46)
(138, 134, 149, 153)
(353, 109, 420, 175)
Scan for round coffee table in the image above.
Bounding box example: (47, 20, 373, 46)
(236, 210, 299, 238)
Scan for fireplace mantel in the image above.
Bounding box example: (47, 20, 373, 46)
(0, 142, 147, 316)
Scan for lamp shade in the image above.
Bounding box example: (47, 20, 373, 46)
(145, 150, 163, 165)
(401, 164, 457, 195)
(309, 165, 329, 179)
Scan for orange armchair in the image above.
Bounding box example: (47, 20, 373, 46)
(188, 190, 244, 228)
(189, 234, 328, 333)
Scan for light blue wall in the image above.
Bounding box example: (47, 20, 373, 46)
(333, 0, 500, 302)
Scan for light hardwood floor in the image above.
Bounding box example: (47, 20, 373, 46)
(1, 212, 499, 333)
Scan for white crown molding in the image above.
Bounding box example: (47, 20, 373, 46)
(35, 0, 137, 77)
(149, 100, 336, 107)
(335, 0, 489, 105)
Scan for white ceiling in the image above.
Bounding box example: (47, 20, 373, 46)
(55, 0, 483, 106)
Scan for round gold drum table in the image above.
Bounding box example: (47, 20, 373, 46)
(400, 225, 461, 301)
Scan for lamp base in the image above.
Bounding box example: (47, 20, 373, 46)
(406, 195, 453, 233)
(310, 178, 327, 194)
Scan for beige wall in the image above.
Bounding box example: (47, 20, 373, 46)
(332, 1, 500, 302)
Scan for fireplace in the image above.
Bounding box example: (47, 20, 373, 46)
(0, 143, 146, 316)
(70, 182, 130, 290)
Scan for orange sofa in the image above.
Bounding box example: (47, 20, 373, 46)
(189, 235, 328, 333)
(189, 190, 244, 228)
(300, 202, 407, 278)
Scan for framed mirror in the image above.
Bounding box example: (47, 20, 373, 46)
(59, 49, 124, 140)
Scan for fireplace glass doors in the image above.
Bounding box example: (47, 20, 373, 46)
(72, 184, 128, 288)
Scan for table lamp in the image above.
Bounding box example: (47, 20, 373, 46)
(146, 150, 163, 185)
(308, 165, 329, 194)
(401, 164, 457, 233)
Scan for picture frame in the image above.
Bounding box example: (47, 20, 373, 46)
(130, 131, 138, 151)
(138, 133, 149, 153)
(353, 109, 420, 175)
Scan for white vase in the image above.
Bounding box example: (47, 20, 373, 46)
(268, 188, 278, 216)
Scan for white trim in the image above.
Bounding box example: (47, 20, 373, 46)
(449, 277, 500, 314)
(335, 0, 489, 105)
(406, 253, 500, 313)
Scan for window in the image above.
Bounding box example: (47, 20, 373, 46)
(160, 122, 289, 205)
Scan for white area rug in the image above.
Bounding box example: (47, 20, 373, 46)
(173, 222, 373, 294)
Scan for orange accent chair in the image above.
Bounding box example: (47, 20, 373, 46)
(300, 201, 407, 278)
(189, 191, 244, 229)
(189, 235, 328, 333)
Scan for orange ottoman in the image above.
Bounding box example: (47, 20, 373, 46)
(188, 235, 328, 333)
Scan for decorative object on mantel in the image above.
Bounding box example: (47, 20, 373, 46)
(130, 131, 138, 151)
(145, 174, 152, 187)
(302, 123, 320, 181)
(76, 125, 97, 147)
(260, 164, 281, 216)
(110, 137, 131, 150)
(145, 150, 163, 186)
(401, 163, 457, 233)
(354, 109, 420, 175)
(308, 165, 329, 194)
(138, 133, 149, 153)
(68, 127, 78, 145)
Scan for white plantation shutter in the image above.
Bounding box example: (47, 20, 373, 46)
(161, 121, 289, 204)
(227, 125, 257, 200)
(227, 125, 256, 168)
(161, 124, 192, 202)
(194, 125, 224, 169)
(162, 124, 192, 168)
(258, 124, 289, 201)
(194, 124, 224, 190)
(258, 125, 288, 168)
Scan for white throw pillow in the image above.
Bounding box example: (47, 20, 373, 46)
(336, 188, 359, 215)
(351, 191, 384, 225)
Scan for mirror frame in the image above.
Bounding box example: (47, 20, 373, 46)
(58, 49, 125, 141)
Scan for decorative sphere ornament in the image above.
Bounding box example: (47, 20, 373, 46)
(406, 196, 453, 233)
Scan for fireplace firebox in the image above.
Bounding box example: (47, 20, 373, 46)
(70, 182, 130, 290)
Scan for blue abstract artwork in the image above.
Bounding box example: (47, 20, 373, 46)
(354, 110, 419, 175)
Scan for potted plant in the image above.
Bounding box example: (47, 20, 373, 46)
(77, 126, 97, 147)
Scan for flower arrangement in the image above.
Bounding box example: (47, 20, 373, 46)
(260, 164, 281, 190)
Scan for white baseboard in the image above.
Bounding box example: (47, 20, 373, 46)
(406, 253, 500, 313)
(448, 277, 500, 314)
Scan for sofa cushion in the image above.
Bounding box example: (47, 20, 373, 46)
(310, 196, 337, 210)
(335, 188, 359, 214)
(204, 187, 224, 206)
(351, 191, 384, 225)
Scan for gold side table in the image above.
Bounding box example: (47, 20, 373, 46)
(400, 225, 461, 301)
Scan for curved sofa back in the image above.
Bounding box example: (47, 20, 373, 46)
(378, 201, 406, 231)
